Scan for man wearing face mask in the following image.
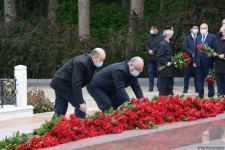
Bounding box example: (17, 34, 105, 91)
(157, 29, 175, 96)
(146, 25, 163, 92)
(50, 48, 106, 119)
(182, 25, 198, 93)
(86, 57, 144, 112)
(193, 23, 217, 98)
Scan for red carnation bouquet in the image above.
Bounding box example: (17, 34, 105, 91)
(197, 43, 225, 60)
(197, 43, 214, 57)
(205, 69, 216, 84)
(182, 51, 192, 66)
(158, 51, 190, 71)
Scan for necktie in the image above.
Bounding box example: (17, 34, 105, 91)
(202, 35, 205, 43)
(194, 35, 196, 45)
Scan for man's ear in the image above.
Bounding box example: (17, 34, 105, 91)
(129, 64, 134, 70)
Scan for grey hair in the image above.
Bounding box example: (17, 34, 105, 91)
(90, 48, 100, 57)
(163, 29, 173, 38)
(129, 56, 143, 66)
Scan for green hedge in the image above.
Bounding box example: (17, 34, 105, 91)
(0, 0, 224, 78)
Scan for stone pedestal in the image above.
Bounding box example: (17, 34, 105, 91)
(0, 65, 33, 121)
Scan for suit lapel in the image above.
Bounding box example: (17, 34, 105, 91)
(204, 34, 209, 44)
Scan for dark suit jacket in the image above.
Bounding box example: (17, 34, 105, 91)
(183, 33, 196, 58)
(50, 54, 96, 104)
(215, 38, 225, 73)
(88, 61, 143, 101)
(194, 33, 217, 68)
(146, 32, 163, 62)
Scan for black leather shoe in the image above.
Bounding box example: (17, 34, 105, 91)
(183, 90, 188, 94)
(149, 87, 153, 92)
(199, 95, 203, 99)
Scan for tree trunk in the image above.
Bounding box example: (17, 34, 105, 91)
(130, 0, 145, 20)
(126, 0, 144, 54)
(48, 0, 58, 26)
(78, 0, 90, 41)
(160, 0, 167, 12)
(4, 0, 17, 25)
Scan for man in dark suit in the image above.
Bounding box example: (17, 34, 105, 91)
(86, 57, 144, 112)
(193, 23, 217, 98)
(50, 48, 106, 118)
(183, 25, 198, 93)
(146, 25, 163, 91)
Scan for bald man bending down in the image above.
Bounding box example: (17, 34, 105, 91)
(51, 48, 106, 119)
(87, 57, 144, 112)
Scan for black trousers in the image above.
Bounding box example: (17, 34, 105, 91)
(216, 72, 225, 96)
(148, 61, 159, 90)
(86, 83, 127, 112)
(54, 89, 86, 119)
(196, 67, 215, 98)
(183, 64, 197, 92)
(158, 76, 174, 96)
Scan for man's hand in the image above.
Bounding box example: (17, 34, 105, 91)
(79, 103, 87, 112)
(167, 62, 172, 66)
(219, 54, 225, 59)
(213, 52, 218, 57)
(148, 50, 154, 55)
(193, 63, 196, 67)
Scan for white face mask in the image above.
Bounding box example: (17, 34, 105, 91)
(200, 29, 208, 35)
(192, 29, 198, 35)
(223, 24, 225, 28)
(130, 69, 140, 77)
(150, 30, 154, 34)
(94, 61, 103, 68)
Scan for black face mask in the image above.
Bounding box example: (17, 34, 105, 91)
(219, 32, 223, 37)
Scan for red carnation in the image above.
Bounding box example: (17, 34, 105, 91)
(197, 43, 204, 50)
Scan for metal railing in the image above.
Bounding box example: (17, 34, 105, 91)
(0, 79, 17, 108)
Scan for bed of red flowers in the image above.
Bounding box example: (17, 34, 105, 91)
(6, 95, 225, 150)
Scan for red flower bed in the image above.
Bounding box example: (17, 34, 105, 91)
(9, 96, 225, 150)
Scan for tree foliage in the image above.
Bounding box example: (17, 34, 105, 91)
(0, 0, 224, 78)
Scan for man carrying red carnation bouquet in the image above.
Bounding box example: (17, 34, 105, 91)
(193, 23, 217, 98)
(182, 24, 198, 93)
